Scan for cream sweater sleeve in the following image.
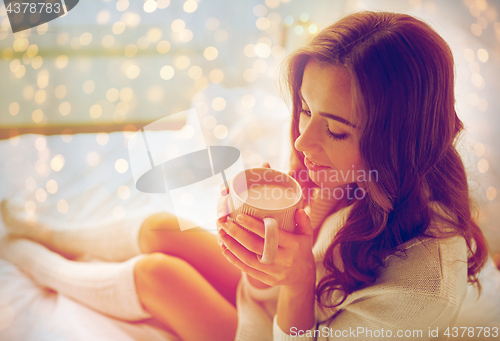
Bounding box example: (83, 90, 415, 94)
(271, 235, 469, 341)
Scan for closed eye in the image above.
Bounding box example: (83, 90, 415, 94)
(300, 109, 348, 141)
(325, 125, 348, 141)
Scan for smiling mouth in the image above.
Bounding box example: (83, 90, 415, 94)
(309, 159, 324, 166)
(304, 155, 331, 170)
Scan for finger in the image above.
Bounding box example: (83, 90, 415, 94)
(219, 183, 229, 196)
(216, 233, 226, 249)
(216, 194, 229, 223)
(236, 214, 294, 247)
(294, 209, 313, 235)
(222, 219, 265, 255)
(222, 249, 274, 285)
(232, 214, 265, 238)
(262, 162, 270, 168)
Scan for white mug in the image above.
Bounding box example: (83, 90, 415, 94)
(228, 168, 303, 264)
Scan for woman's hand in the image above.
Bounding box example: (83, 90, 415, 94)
(216, 162, 274, 289)
(218, 208, 316, 289)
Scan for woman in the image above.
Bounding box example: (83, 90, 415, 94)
(0, 11, 488, 341)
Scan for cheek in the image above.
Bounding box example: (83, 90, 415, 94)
(327, 147, 362, 170)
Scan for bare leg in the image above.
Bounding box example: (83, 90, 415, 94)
(138, 213, 241, 306)
(135, 252, 238, 341)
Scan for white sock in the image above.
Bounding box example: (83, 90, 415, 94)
(0, 236, 152, 321)
(1, 199, 145, 262)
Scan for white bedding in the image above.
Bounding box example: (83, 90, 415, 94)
(0, 84, 293, 340)
(0, 132, 183, 341)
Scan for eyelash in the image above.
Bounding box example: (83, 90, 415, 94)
(299, 109, 348, 141)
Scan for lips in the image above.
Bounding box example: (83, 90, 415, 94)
(304, 155, 331, 170)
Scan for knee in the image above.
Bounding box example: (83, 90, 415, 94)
(139, 213, 181, 253)
(142, 213, 181, 232)
(135, 252, 189, 284)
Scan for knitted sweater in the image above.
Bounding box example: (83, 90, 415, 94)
(234, 196, 468, 341)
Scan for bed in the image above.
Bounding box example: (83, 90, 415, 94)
(0, 84, 499, 340)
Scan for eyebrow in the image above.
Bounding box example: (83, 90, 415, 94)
(299, 92, 358, 129)
(319, 112, 358, 129)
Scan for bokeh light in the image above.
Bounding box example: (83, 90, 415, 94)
(112, 21, 126, 34)
(87, 151, 100, 167)
(55, 55, 68, 69)
(115, 158, 129, 173)
(214, 124, 228, 139)
(35, 136, 47, 151)
(486, 186, 497, 201)
(203, 47, 218, 60)
(59, 102, 71, 116)
(25, 200, 36, 215)
(61, 129, 73, 143)
(49, 155, 64, 172)
(35, 188, 47, 203)
(9, 102, 19, 116)
(209, 69, 224, 83)
(254, 5, 267, 17)
(46, 180, 58, 194)
(175, 55, 191, 69)
(171, 19, 185, 32)
(478, 158, 489, 173)
(241, 94, 256, 108)
(96, 132, 109, 146)
(160, 65, 175, 80)
(183, 0, 198, 13)
(157, 40, 171, 54)
(188, 66, 203, 80)
(32, 109, 44, 123)
(57, 200, 69, 214)
(212, 97, 226, 111)
(477, 48, 489, 62)
(117, 185, 131, 200)
(83, 80, 96, 94)
(124, 44, 138, 57)
(89, 104, 103, 119)
(55, 85, 67, 99)
(144, 0, 158, 13)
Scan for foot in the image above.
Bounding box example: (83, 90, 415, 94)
(1, 199, 53, 245)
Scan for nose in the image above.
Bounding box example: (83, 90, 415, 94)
(294, 117, 322, 154)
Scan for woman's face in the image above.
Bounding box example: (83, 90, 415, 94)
(294, 60, 365, 193)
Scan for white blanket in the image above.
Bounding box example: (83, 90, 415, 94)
(0, 84, 294, 340)
(0, 132, 183, 341)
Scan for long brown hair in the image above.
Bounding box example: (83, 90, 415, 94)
(281, 11, 488, 308)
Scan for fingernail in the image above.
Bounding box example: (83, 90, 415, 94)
(217, 212, 223, 219)
(221, 243, 227, 250)
(219, 228, 226, 237)
(236, 214, 244, 223)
